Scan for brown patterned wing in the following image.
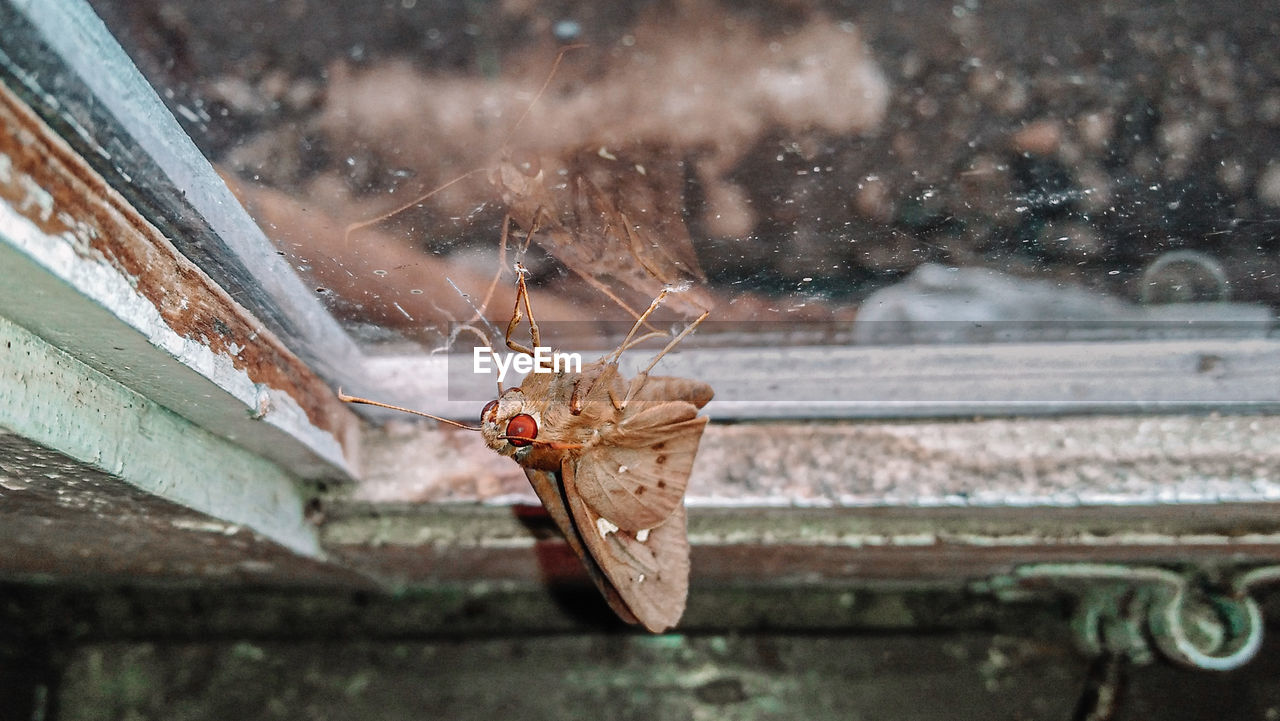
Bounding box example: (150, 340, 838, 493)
(523, 467, 638, 626)
(571, 401, 708, 532)
(561, 460, 691, 633)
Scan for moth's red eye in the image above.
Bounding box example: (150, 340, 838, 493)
(505, 414, 538, 447)
(481, 399, 499, 424)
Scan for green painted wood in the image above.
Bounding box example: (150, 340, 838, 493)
(0, 313, 322, 557)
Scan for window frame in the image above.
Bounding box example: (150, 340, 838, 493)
(2, 0, 1279, 671)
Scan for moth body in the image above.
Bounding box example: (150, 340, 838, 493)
(477, 353, 711, 632)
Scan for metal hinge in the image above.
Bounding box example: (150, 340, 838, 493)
(990, 563, 1280, 671)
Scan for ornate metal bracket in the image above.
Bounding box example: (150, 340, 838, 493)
(992, 564, 1280, 671)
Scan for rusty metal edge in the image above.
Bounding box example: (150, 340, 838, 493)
(0, 72, 358, 482)
(0, 0, 371, 393)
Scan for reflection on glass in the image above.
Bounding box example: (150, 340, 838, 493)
(89, 0, 1279, 349)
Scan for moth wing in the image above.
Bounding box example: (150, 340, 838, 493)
(632, 376, 714, 409)
(573, 402, 708, 531)
(573, 144, 707, 285)
(523, 467, 638, 626)
(562, 461, 691, 633)
(530, 145, 712, 317)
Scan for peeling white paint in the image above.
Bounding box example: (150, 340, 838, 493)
(15, 170, 55, 223)
(0, 194, 349, 478)
(169, 518, 240, 534)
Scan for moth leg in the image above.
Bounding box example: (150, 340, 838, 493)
(517, 210, 544, 258)
(618, 308, 710, 409)
(503, 203, 551, 355)
(570, 269, 663, 329)
(594, 365, 630, 413)
(619, 211, 671, 285)
(516, 262, 541, 351)
(637, 307, 708, 375)
(615, 373, 649, 411)
(570, 376, 589, 415)
(603, 289, 669, 366)
(599, 289, 673, 411)
(569, 363, 624, 415)
(504, 263, 538, 356)
(343, 168, 485, 247)
(612, 330, 670, 359)
(474, 214, 515, 320)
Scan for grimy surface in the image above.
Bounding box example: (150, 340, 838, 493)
(4, 419, 1280, 718)
(4, 0, 1280, 718)
(46, 634, 1280, 721)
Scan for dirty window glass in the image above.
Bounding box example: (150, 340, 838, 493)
(86, 1, 1277, 376)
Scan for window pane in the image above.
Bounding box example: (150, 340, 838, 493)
(87, 0, 1278, 357)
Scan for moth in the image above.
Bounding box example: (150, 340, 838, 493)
(341, 268, 712, 632)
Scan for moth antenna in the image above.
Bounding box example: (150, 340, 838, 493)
(338, 390, 481, 431)
(447, 321, 497, 361)
(500, 44, 586, 152)
(500, 436, 583, 450)
(343, 167, 487, 246)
